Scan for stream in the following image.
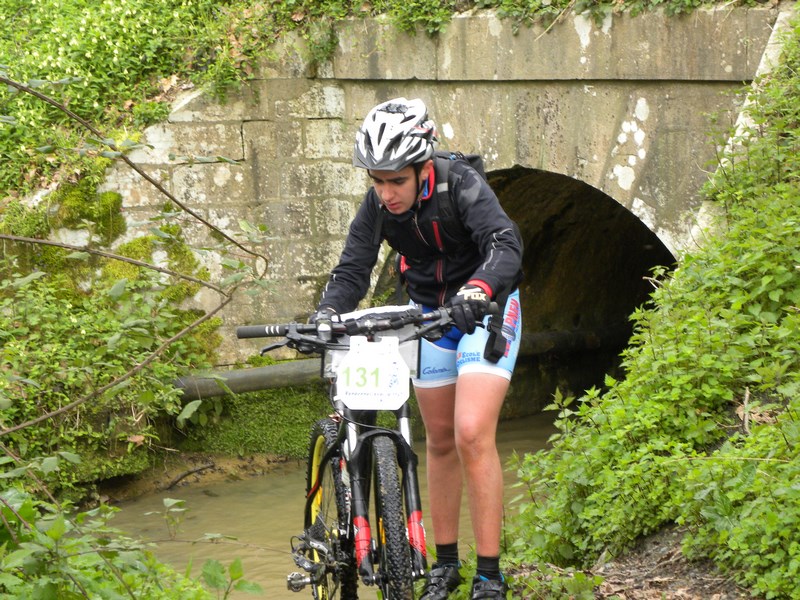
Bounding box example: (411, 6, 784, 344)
(111, 413, 556, 598)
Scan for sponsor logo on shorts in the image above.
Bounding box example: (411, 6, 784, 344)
(501, 298, 521, 358)
(456, 351, 482, 368)
(422, 366, 450, 376)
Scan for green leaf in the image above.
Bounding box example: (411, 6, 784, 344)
(148, 228, 172, 239)
(45, 514, 67, 541)
(11, 271, 46, 288)
(201, 559, 227, 590)
(162, 498, 185, 510)
(107, 279, 128, 299)
(228, 557, 244, 580)
(40, 456, 59, 474)
(220, 272, 246, 286)
(221, 257, 243, 269)
(57, 451, 81, 464)
(177, 400, 202, 427)
(0, 572, 23, 591)
(234, 579, 263, 594)
(0, 466, 29, 479)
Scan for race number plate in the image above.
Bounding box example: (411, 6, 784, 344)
(334, 336, 410, 410)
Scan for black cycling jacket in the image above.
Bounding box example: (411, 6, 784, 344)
(319, 159, 523, 312)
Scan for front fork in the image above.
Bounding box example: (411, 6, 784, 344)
(344, 403, 428, 584)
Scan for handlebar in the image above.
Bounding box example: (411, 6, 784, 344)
(237, 306, 449, 340)
(237, 303, 499, 355)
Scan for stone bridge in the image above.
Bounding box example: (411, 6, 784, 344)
(104, 5, 793, 409)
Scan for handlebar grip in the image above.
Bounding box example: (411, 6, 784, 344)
(236, 324, 288, 338)
(237, 322, 321, 338)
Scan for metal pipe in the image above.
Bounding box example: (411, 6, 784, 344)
(175, 359, 321, 400)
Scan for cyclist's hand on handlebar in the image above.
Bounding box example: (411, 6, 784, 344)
(446, 284, 490, 334)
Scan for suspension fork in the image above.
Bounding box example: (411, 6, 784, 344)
(344, 406, 428, 583)
(394, 403, 428, 579)
(344, 412, 376, 583)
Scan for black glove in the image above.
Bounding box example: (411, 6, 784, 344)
(446, 285, 490, 334)
(310, 306, 338, 341)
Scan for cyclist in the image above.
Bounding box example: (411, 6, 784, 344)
(312, 97, 523, 600)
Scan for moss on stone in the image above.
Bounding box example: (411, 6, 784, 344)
(53, 179, 126, 245)
(105, 224, 203, 303)
(179, 383, 331, 458)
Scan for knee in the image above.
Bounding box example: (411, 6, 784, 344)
(425, 426, 456, 458)
(455, 421, 492, 459)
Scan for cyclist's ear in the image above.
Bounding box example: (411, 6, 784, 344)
(417, 159, 434, 184)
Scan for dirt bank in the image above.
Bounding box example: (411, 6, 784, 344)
(510, 524, 756, 599)
(96, 452, 290, 504)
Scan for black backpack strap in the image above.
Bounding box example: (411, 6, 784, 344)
(433, 155, 470, 242)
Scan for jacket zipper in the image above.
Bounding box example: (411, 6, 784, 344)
(413, 213, 447, 305)
(412, 213, 429, 246)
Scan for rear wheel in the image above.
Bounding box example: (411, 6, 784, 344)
(305, 418, 358, 599)
(372, 435, 414, 599)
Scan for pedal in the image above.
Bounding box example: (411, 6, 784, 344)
(286, 572, 310, 592)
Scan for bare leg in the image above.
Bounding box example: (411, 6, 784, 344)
(415, 383, 461, 547)
(454, 372, 508, 556)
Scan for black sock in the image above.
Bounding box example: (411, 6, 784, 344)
(435, 543, 459, 566)
(476, 555, 501, 580)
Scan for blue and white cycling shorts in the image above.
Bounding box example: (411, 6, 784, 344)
(413, 289, 522, 388)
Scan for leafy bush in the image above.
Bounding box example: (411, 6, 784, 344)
(0, 485, 211, 598)
(508, 15, 800, 599)
(0, 258, 215, 493)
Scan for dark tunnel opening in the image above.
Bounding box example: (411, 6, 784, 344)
(491, 166, 676, 415)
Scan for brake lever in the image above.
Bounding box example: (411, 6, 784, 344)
(410, 314, 454, 342)
(260, 340, 288, 355)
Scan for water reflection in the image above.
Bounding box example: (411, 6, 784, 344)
(111, 413, 556, 599)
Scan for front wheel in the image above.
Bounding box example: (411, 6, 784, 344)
(305, 418, 358, 599)
(372, 435, 414, 599)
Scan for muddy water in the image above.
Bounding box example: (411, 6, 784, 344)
(111, 413, 556, 599)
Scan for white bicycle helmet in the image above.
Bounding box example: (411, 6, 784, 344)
(353, 97, 438, 171)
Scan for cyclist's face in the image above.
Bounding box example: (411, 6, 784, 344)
(368, 161, 432, 215)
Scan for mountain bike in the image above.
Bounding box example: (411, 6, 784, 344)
(237, 304, 483, 599)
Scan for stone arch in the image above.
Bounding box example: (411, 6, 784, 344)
(491, 167, 675, 411)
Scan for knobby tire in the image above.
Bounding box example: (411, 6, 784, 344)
(372, 435, 415, 599)
(305, 418, 359, 599)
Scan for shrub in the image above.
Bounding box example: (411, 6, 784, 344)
(0, 258, 216, 494)
(507, 15, 800, 599)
